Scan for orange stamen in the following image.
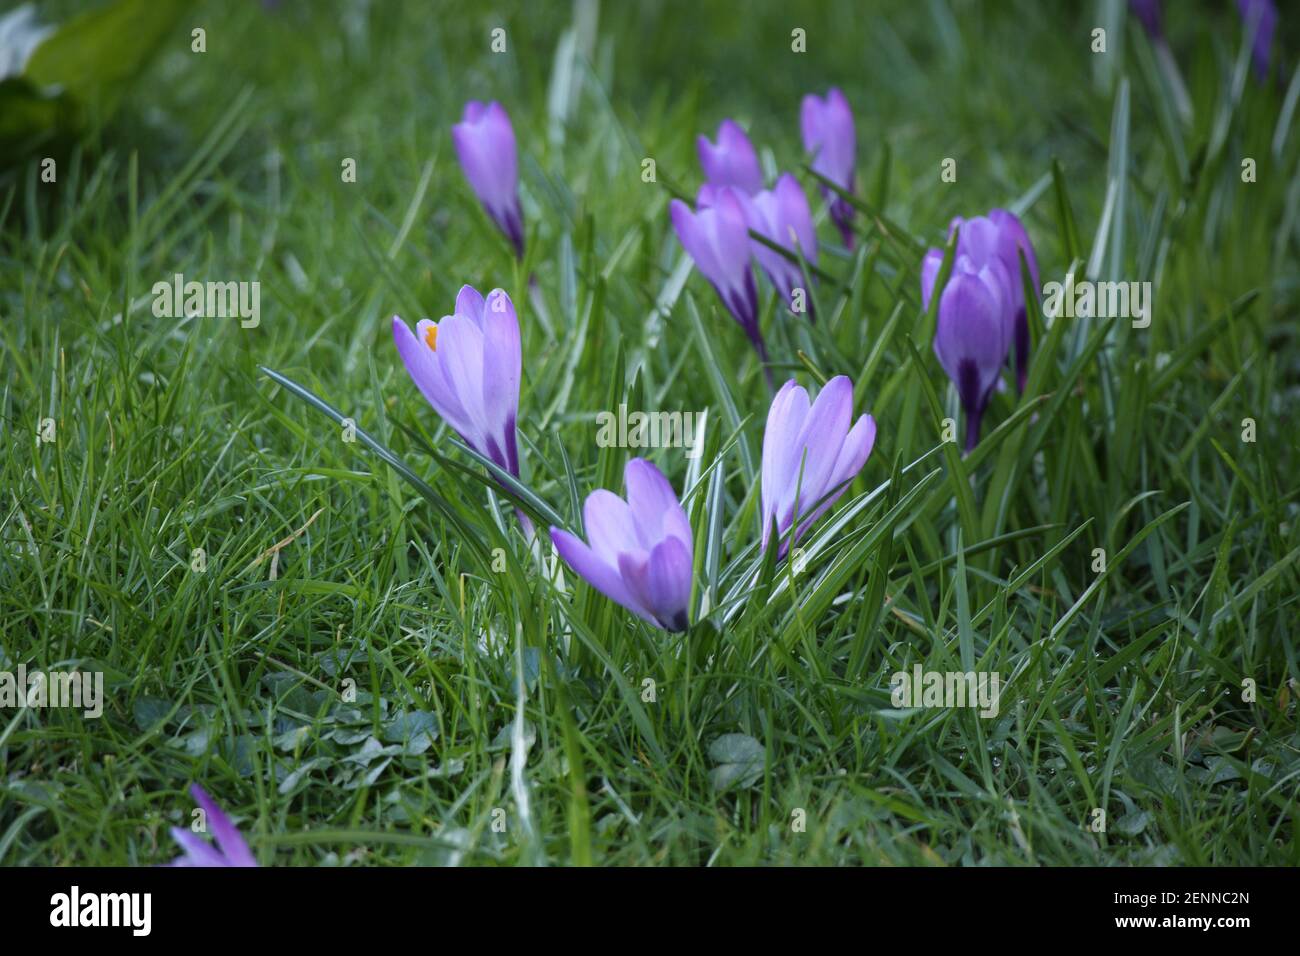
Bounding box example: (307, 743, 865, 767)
(424, 324, 438, 351)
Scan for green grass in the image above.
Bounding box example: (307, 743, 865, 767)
(1, 0, 1298, 866)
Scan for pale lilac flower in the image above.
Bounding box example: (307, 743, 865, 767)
(738, 173, 819, 318)
(931, 257, 1009, 451)
(670, 187, 767, 377)
(392, 285, 521, 478)
(697, 119, 764, 195)
(550, 459, 693, 632)
(1237, 0, 1278, 81)
(169, 785, 257, 867)
(452, 101, 525, 258)
(761, 375, 876, 553)
(924, 210, 1040, 393)
(800, 88, 856, 246)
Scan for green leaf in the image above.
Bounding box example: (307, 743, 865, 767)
(707, 733, 765, 791)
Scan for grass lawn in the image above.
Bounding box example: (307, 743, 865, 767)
(1, 0, 1298, 866)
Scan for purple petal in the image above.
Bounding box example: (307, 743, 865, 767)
(741, 188, 800, 301)
(761, 379, 810, 547)
(551, 527, 655, 624)
(773, 173, 817, 267)
(671, 199, 722, 285)
(988, 208, 1040, 292)
(933, 267, 1007, 418)
(643, 536, 693, 631)
(455, 284, 486, 323)
(741, 176, 815, 308)
(190, 785, 256, 867)
(583, 489, 643, 563)
(790, 413, 877, 548)
(432, 313, 495, 458)
(712, 187, 756, 279)
(698, 119, 763, 194)
(920, 248, 944, 312)
(615, 545, 690, 631)
(624, 458, 691, 550)
(784, 375, 853, 525)
(169, 827, 229, 867)
(480, 289, 522, 475)
(392, 316, 480, 446)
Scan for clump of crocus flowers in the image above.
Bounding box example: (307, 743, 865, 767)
(921, 208, 1040, 451)
(672, 111, 837, 383)
(169, 785, 257, 867)
(411, 96, 883, 632)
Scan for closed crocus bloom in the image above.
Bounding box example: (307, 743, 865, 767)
(938, 210, 1039, 393)
(800, 87, 856, 246)
(550, 459, 693, 632)
(933, 258, 1009, 452)
(761, 375, 876, 554)
(1237, 0, 1277, 81)
(739, 173, 818, 317)
(169, 785, 257, 867)
(670, 187, 766, 373)
(392, 285, 521, 478)
(697, 119, 764, 194)
(452, 101, 525, 258)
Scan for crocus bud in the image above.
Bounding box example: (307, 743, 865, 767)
(452, 101, 525, 258)
(761, 375, 876, 554)
(932, 258, 1009, 452)
(934, 210, 1040, 393)
(550, 459, 694, 632)
(800, 87, 856, 247)
(392, 285, 521, 478)
(169, 785, 257, 867)
(670, 187, 766, 372)
(1237, 0, 1278, 82)
(697, 119, 764, 195)
(738, 173, 818, 317)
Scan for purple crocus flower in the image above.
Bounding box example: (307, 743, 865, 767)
(169, 785, 257, 867)
(1237, 0, 1278, 82)
(924, 210, 1040, 393)
(670, 187, 767, 378)
(392, 285, 521, 479)
(930, 257, 1009, 452)
(737, 173, 819, 318)
(550, 458, 693, 632)
(800, 88, 856, 247)
(452, 101, 525, 258)
(697, 119, 764, 195)
(761, 375, 876, 554)
(1129, 0, 1163, 39)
